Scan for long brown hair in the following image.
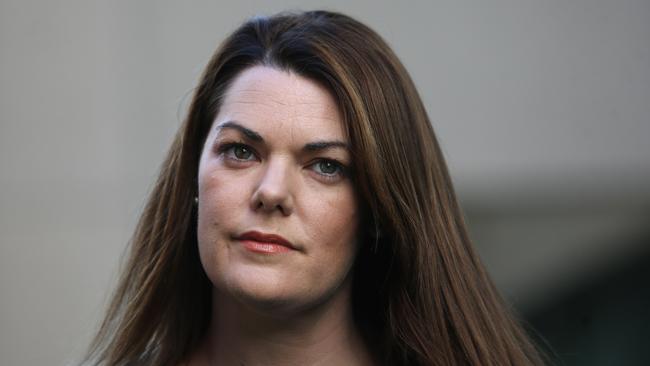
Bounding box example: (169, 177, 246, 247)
(83, 10, 544, 366)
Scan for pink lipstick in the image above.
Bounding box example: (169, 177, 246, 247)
(236, 231, 295, 254)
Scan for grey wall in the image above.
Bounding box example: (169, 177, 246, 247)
(1, 1, 648, 365)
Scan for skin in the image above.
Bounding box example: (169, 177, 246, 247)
(189, 66, 373, 366)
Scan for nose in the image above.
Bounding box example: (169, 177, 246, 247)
(250, 159, 294, 216)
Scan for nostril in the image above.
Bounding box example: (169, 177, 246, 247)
(249, 163, 294, 216)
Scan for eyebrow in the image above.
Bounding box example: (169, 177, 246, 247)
(303, 140, 349, 152)
(215, 120, 349, 152)
(216, 121, 263, 142)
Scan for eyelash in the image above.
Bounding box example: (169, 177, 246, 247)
(216, 141, 349, 182)
(217, 142, 257, 162)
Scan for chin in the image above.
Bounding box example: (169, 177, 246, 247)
(231, 289, 297, 314)
(224, 271, 352, 318)
(219, 270, 311, 314)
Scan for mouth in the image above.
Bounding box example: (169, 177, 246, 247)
(234, 230, 297, 254)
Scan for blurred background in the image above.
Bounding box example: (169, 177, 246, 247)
(1, 0, 648, 365)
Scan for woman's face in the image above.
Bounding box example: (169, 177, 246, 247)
(197, 66, 360, 313)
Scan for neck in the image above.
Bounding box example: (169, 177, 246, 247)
(189, 283, 373, 366)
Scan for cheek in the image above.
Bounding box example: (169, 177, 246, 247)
(198, 165, 250, 222)
(304, 187, 360, 258)
(302, 189, 360, 301)
(196, 166, 251, 266)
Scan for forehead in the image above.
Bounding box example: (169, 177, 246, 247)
(215, 65, 345, 141)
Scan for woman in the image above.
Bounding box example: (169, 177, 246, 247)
(84, 10, 544, 366)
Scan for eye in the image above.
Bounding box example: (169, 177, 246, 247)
(309, 159, 347, 182)
(315, 160, 340, 175)
(231, 144, 253, 160)
(218, 142, 257, 162)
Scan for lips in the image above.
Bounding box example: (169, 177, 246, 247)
(235, 231, 296, 254)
